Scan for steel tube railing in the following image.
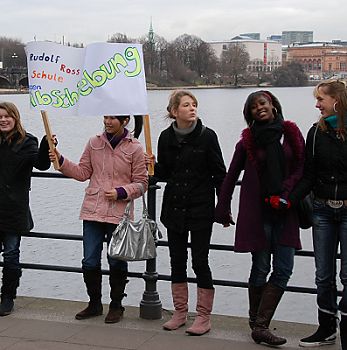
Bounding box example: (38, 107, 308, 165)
(6, 171, 340, 317)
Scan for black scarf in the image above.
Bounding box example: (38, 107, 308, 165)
(251, 115, 285, 196)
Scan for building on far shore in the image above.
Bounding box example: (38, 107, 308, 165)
(281, 31, 313, 45)
(285, 42, 347, 79)
(208, 37, 282, 73)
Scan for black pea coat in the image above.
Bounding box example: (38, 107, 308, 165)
(0, 132, 51, 233)
(155, 119, 226, 232)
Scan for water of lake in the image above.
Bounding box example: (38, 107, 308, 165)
(1, 87, 330, 324)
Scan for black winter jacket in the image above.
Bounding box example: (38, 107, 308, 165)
(0, 132, 51, 233)
(155, 119, 226, 232)
(290, 122, 347, 202)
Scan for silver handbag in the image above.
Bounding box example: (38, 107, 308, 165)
(108, 194, 162, 261)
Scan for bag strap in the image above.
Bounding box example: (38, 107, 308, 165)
(123, 183, 148, 218)
(312, 125, 318, 158)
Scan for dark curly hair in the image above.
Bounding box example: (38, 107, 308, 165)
(243, 90, 283, 126)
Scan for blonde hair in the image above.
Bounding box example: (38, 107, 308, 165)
(0, 101, 26, 144)
(314, 79, 347, 139)
(166, 90, 198, 119)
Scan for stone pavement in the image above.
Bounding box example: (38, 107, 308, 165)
(0, 296, 341, 350)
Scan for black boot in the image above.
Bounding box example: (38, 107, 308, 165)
(340, 315, 346, 350)
(104, 268, 128, 323)
(251, 283, 287, 346)
(248, 285, 265, 330)
(0, 268, 21, 317)
(299, 309, 338, 347)
(75, 269, 103, 320)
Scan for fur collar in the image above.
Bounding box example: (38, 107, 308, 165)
(241, 120, 303, 169)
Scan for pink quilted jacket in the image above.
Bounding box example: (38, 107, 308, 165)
(59, 132, 148, 224)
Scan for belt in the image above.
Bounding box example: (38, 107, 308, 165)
(315, 197, 347, 208)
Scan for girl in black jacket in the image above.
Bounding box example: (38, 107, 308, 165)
(290, 80, 347, 349)
(154, 90, 226, 335)
(0, 101, 51, 316)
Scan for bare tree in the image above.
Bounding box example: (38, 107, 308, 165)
(170, 34, 218, 84)
(0, 37, 26, 68)
(107, 33, 134, 43)
(220, 43, 250, 86)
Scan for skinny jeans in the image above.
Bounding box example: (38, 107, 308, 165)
(249, 209, 295, 290)
(0, 231, 21, 271)
(167, 225, 213, 289)
(82, 220, 127, 272)
(312, 199, 347, 315)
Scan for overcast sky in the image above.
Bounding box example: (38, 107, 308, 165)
(2, 0, 346, 45)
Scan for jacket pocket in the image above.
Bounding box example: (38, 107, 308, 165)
(82, 187, 100, 213)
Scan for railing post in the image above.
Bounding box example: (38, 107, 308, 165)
(139, 179, 162, 319)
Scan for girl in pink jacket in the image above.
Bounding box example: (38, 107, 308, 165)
(50, 115, 148, 324)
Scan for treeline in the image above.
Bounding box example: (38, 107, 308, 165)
(0, 35, 307, 87)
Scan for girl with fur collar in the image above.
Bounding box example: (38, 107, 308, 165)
(215, 91, 305, 346)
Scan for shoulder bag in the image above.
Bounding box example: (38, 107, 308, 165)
(108, 192, 162, 261)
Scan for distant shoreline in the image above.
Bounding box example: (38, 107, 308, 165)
(0, 82, 316, 96)
(0, 84, 262, 96)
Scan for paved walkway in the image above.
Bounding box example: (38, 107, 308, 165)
(0, 296, 341, 350)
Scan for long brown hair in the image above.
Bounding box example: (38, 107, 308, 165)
(314, 79, 347, 139)
(0, 101, 26, 144)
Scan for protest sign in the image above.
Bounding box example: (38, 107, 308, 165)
(25, 41, 148, 116)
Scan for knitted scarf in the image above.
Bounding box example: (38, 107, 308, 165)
(251, 115, 285, 196)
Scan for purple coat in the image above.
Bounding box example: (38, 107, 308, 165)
(215, 121, 305, 252)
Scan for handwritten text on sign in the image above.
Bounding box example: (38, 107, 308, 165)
(25, 41, 148, 116)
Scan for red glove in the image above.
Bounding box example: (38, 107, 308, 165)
(265, 196, 291, 209)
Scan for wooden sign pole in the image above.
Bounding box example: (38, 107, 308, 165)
(143, 114, 154, 176)
(40, 110, 60, 170)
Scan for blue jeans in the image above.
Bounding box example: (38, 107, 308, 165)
(249, 211, 295, 290)
(313, 199, 347, 315)
(82, 221, 127, 272)
(0, 231, 21, 270)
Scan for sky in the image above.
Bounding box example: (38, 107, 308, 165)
(2, 0, 347, 45)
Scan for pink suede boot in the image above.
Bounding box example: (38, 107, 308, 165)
(163, 282, 188, 330)
(186, 288, 214, 336)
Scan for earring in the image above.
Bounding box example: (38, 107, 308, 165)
(273, 107, 278, 115)
(333, 102, 338, 113)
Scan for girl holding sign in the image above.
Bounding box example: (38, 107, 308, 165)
(49, 115, 147, 324)
(0, 101, 51, 316)
(152, 90, 226, 335)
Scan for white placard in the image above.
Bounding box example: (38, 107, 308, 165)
(25, 41, 148, 116)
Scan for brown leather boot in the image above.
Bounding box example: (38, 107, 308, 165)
(163, 283, 188, 330)
(105, 306, 125, 323)
(251, 283, 287, 346)
(104, 268, 128, 324)
(186, 288, 214, 336)
(248, 285, 265, 330)
(75, 269, 103, 320)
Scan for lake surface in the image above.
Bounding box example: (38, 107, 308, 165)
(1, 87, 333, 324)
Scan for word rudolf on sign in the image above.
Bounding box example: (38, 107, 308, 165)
(25, 41, 148, 116)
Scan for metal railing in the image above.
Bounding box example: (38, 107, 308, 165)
(0, 172, 342, 320)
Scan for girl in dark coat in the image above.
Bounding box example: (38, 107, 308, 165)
(154, 90, 226, 335)
(290, 79, 347, 349)
(0, 101, 51, 316)
(215, 91, 305, 346)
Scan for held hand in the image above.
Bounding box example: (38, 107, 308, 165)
(144, 152, 155, 169)
(222, 213, 235, 227)
(48, 148, 61, 163)
(104, 189, 118, 201)
(265, 196, 291, 210)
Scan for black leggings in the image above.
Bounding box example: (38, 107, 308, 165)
(167, 225, 213, 289)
